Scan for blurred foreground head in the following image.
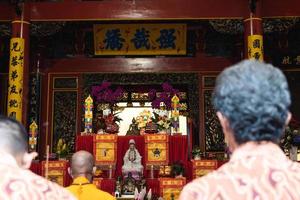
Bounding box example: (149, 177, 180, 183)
(0, 116, 37, 168)
(213, 60, 291, 151)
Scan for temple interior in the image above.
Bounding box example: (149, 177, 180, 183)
(0, 0, 300, 199)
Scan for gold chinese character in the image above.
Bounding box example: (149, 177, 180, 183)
(282, 56, 292, 65)
(294, 55, 300, 65)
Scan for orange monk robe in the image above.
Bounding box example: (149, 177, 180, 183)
(66, 177, 116, 200)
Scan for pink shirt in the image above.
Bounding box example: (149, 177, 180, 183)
(180, 142, 300, 200)
(0, 152, 75, 200)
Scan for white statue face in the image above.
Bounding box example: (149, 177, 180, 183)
(129, 144, 135, 150)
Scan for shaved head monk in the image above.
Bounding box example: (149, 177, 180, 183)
(0, 116, 75, 199)
(66, 150, 115, 200)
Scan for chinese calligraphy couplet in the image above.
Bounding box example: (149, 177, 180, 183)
(248, 35, 264, 62)
(7, 38, 24, 122)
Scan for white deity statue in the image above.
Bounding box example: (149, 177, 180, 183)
(122, 139, 144, 180)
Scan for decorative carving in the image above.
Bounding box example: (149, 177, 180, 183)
(31, 22, 66, 37)
(54, 77, 77, 89)
(53, 91, 77, 152)
(263, 18, 299, 33)
(209, 19, 243, 34)
(28, 74, 41, 128)
(204, 90, 224, 151)
(209, 18, 300, 35)
(0, 23, 11, 37)
(203, 76, 216, 88)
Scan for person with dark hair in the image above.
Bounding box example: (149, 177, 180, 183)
(179, 60, 300, 200)
(0, 116, 75, 199)
(66, 150, 115, 200)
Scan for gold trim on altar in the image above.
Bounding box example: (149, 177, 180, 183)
(93, 134, 118, 165)
(159, 178, 186, 200)
(191, 160, 218, 179)
(94, 24, 186, 55)
(41, 160, 68, 186)
(145, 134, 169, 166)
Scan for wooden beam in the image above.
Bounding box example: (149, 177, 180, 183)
(0, 4, 12, 21)
(262, 0, 300, 18)
(44, 54, 237, 73)
(29, 0, 248, 21)
(1, 0, 300, 22)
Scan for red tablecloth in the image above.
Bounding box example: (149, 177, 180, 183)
(100, 179, 115, 195)
(146, 178, 160, 197)
(30, 161, 41, 175)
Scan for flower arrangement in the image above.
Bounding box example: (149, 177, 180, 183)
(135, 110, 152, 130)
(55, 138, 69, 158)
(171, 161, 185, 178)
(149, 82, 179, 110)
(191, 146, 202, 159)
(91, 81, 124, 104)
(151, 112, 172, 131)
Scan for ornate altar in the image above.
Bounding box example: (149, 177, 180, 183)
(41, 160, 68, 186)
(159, 178, 186, 200)
(191, 159, 218, 179)
(145, 134, 169, 167)
(93, 134, 118, 166)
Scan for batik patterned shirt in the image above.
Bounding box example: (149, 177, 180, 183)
(0, 152, 75, 200)
(180, 142, 300, 200)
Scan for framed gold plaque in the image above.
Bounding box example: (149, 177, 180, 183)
(145, 134, 169, 166)
(93, 135, 118, 165)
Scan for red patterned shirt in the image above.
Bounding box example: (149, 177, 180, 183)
(180, 142, 300, 200)
(0, 152, 75, 200)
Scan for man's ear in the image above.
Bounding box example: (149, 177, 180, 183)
(216, 112, 237, 152)
(92, 166, 97, 175)
(68, 167, 73, 178)
(21, 152, 38, 169)
(216, 112, 230, 135)
(286, 112, 292, 126)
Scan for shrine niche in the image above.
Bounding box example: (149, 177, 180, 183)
(81, 73, 199, 139)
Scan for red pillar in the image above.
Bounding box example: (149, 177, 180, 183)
(11, 3, 30, 126)
(244, 0, 264, 61)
